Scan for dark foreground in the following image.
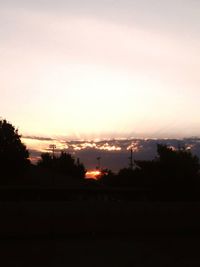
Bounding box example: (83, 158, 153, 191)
(1, 200, 200, 266)
(1, 234, 200, 266)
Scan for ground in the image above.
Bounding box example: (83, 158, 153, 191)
(1, 234, 200, 266)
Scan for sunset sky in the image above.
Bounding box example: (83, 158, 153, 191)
(1, 0, 200, 140)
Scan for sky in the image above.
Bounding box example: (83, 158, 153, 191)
(1, 0, 200, 140)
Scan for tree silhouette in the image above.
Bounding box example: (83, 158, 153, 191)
(0, 119, 30, 177)
(99, 144, 200, 200)
(156, 144, 199, 186)
(135, 144, 200, 200)
(98, 168, 115, 185)
(99, 167, 143, 187)
(38, 153, 52, 168)
(38, 151, 86, 179)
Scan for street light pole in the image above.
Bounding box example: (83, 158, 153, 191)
(49, 144, 56, 159)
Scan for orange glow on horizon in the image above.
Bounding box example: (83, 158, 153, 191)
(85, 170, 102, 180)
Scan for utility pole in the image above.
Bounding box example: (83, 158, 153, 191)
(49, 144, 56, 159)
(96, 156, 101, 170)
(49, 144, 56, 187)
(129, 148, 134, 170)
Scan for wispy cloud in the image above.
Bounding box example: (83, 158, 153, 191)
(23, 135, 54, 141)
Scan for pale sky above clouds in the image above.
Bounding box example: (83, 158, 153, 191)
(0, 0, 200, 139)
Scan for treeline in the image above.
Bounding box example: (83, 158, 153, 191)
(1, 119, 200, 201)
(99, 144, 200, 200)
(0, 119, 86, 184)
(38, 152, 86, 179)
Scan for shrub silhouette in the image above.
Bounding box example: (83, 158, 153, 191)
(0, 119, 30, 177)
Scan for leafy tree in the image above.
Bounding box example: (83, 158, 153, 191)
(99, 167, 143, 187)
(136, 144, 199, 185)
(156, 144, 199, 182)
(136, 144, 200, 200)
(38, 153, 52, 168)
(0, 119, 30, 176)
(38, 151, 86, 179)
(74, 157, 86, 179)
(98, 169, 116, 185)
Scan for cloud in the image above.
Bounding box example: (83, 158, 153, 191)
(23, 135, 54, 141)
(24, 137, 200, 172)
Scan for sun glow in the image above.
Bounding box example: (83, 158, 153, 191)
(85, 170, 102, 180)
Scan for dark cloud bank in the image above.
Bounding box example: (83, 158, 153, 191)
(28, 137, 200, 172)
